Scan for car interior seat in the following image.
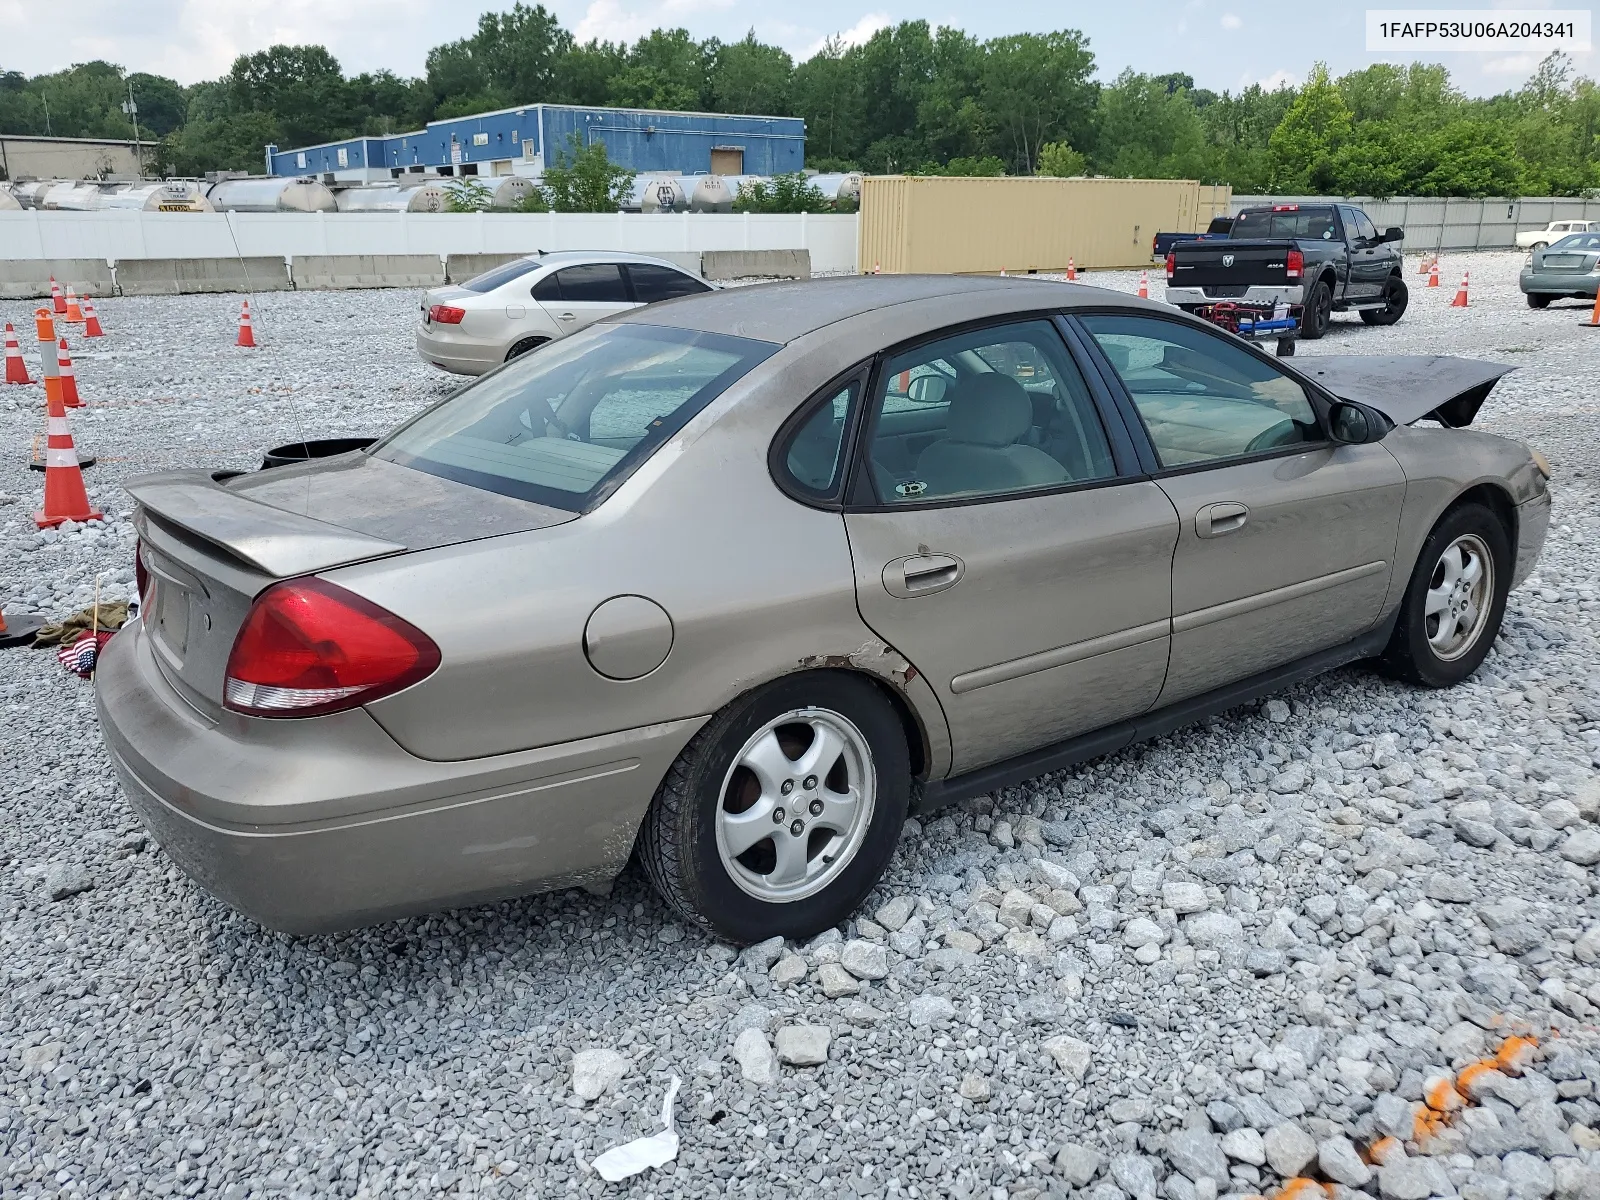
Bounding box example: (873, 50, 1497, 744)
(915, 374, 1070, 497)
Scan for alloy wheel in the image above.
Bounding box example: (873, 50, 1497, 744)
(1425, 533, 1494, 661)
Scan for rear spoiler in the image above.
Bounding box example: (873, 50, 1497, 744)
(126, 470, 405, 578)
(1291, 355, 1514, 427)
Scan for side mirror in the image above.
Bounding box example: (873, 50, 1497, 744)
(906, 374, 949, 404)
(1383, 226, 1404, 243)
(1329, 400, 1389, 445)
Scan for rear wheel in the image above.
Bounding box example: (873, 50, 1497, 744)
(1360, 277, 1409, 325)
(505, 336, 548, 362)
(1377, 503, 1511, 688)
(1299, 279, 1333, 340)
(1526, 293, 1553, 309)
(638, 672, 911, 944)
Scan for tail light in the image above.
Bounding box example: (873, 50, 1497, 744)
(1286, 249, 1304, 279)
(1152, 235, 1159, 256)
(134, 540, 152, 608)
(428, 304, 466, 324)
(224, 578, 440, 718)
(1165, 250, 1176, 279)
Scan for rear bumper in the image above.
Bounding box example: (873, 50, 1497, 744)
(1513, 491, 1551, 590)
(1520, 270, 1599, 297)
(1164, 284, 1305, 307)
(95, 618, 705, 934)
(414, 326, 503, 376)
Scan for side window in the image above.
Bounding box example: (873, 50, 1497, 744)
(1352, 211, 1378, 243)
(553, 264, 628, 303)
(778, 380, 859, 499)
(531, 272, 562, 302)
(628, 264, 710, 303)
(1080, 314, 1321, 468)
(866, 320, 1116, 504)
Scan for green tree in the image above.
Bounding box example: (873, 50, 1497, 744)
(444, 177, 494, 211)
(1037, 141, 1087, 176)
(731, 172, 832, 212)
(224, 45, 353, 148)
(979, 31, 1097, 173)
(1092, 69, 1211, 180)
(710, 32, 792, 115)
(1267, 63, 1352, 191)
(537, 133, 636, 211)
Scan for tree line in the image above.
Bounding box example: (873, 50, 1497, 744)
(2, 4, 1597, 197)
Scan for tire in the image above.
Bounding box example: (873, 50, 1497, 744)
(1299, 278, 1333, 340)
(638, 671, 911, 944)
(1377, 502, 1511, 688)
(1531, 241, 1549, 251)
(1526, 293, 1553, 309)
(504, 336, 548, 362)
(1360, 277, 1409, 325)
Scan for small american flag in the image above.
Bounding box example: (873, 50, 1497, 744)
(57, 630, 114, 679)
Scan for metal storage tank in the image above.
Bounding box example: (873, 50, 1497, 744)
(484, 175, 537, 210)
(809, 173, 864, 205)
(0, 186, 20, 211)
(37, 180, 116, 210)
(685, 175, 733, 214)
(102, 181, 215, 211)
(6, 180, 57, 209)
(333, 181, 450, 213)
(206, 176, 338, 213)
(722, 174, 765, 202)
(630, 175, 688, 214)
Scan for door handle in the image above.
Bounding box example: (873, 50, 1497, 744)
(555, 311, 576, 321)
(883, 553, 964, 598)
(1196, 502, 1249, 538)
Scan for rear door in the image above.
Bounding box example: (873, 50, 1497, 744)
(625, 262, 712, 304)
(532, 263, 635, 333)
(1076, 312, 1406, 707)
(840, 317, 1179, 774)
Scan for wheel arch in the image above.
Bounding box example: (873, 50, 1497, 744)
(1449, 481, 1519, 553)
(783, 662, 935, 782)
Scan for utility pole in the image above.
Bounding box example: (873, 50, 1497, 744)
(41, 93, 51, 137)
(121, 82, 141, 178)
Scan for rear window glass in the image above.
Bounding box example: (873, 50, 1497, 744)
(373, 324, 776, 511)
(459, 258, 541, 293)
(1232, 208, 1341, 241)
(1551, 233, 1600, 251)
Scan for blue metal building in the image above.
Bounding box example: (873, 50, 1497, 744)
(266, 104, 805, 181)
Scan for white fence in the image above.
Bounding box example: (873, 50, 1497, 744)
(1232, 195, 1600, 252)
(0, 210, 860, 274)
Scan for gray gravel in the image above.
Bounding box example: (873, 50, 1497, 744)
(3, 252, 1600, 1198)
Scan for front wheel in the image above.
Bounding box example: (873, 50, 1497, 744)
(637, 672, 911, 943)
(1526, 293, 1553, 309)
(1377, 503, 1511, 688)
(1299, 279, 1333, 339)
(1360, 277, 1409, 325)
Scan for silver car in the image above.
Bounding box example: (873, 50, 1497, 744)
(1520, 232, 1600, 308)
(98, 277, 1551, 941)
(415, 250, 712, 375)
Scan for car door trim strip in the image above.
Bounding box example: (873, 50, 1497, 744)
(1172, 560, 1387, 635)
(949, 619, 1170, 695)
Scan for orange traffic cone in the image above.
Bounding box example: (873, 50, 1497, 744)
(1586, 290, 1600, 328)
(34, 389, 101, 528)
(1067, 257, 1077, 281)
(56, 339, 82, 408)
(49, 276, 66, 315)
(1451, 270, 1469, 308)
(81, 300, 104, 338)
(35, 309, 59, 404)
(63, 286, 84, 324)
(872, 262, 880, 275)
(1417, 254, 1432, 275)
(1138, 270, 1149, 299)
(3, 323, 32, 385)
(236, 300, 257, 347)
(1428, 260, 1440, 288)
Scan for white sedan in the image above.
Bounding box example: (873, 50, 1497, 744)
(415, 251, 712, 376)
(1516, 220, 1599, 251)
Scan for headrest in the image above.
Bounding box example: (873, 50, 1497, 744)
(945, 374, 1033, 446)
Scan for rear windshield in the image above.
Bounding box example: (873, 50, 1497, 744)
(1551, 233, 1600, 251)
(1232, 208, 1340, 241)
(459, 258, 541, 293)
(373, 323, 776, 511)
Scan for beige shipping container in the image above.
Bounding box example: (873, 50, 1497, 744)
(858, 176, 1232, 273)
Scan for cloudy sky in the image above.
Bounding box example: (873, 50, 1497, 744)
(0, 0, 1588, 94)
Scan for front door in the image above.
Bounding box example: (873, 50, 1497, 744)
(1342, 206, 1386, 300)
(842, 318, 1179, 774)
(1076, 311, 1406, 706)
(532, 263, 637, 334)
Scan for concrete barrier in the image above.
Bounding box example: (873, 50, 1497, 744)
(0, 259, 115, 300)
(700, 249, 810, 280)
(292, 255, 445, 290)
(445, 252, 535, 284)
(115, 257, 291, 296)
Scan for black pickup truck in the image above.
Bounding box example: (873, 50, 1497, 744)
(1164, 203, 1408, 339)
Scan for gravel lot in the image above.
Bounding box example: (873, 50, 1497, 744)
(3, 251, 1599, 1200)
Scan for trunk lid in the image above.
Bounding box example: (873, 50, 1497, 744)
(1169, 239, 1297, 292)
(1536, 251, 1594, 274)
(131, 452, 575, 711)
